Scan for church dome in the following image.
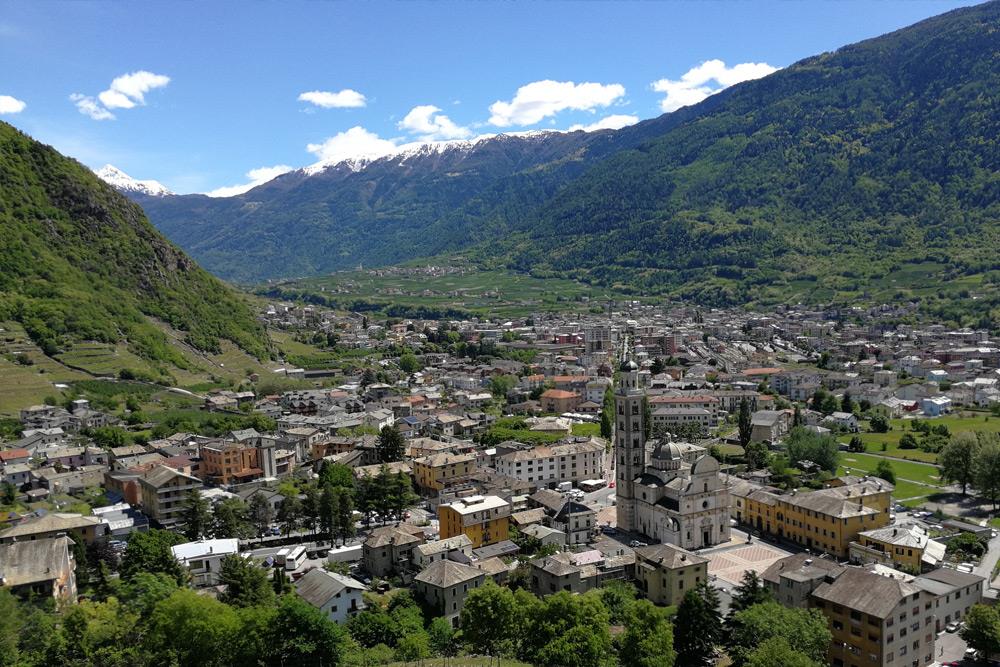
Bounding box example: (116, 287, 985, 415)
(620, 359, 639, 373)
(652, 441, 683, 461)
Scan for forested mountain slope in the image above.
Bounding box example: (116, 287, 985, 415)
(0, 122, 271, 370)
(486, 1, 1000, 325)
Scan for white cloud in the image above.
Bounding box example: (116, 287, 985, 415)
(398, 105, 471, 141)
(298, 89, 367, 108)
(652, 59, 777, 113)
(71, 70, 170, 120)
(306, 126, 399, 164)
(70, 93, 115, 121)
(568, 114, 639, 133)
(0, 95, 26, 114)
(205, 164, 294, 198)
(489, 80, 626, 127)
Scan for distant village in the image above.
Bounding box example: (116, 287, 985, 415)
(3, 297, 1000, 666)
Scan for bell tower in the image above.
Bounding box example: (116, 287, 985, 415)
(615, 357, 645, 533)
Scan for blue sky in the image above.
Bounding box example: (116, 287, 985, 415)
(0, 0, 980, 195)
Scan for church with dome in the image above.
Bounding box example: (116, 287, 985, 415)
(614, 358, 732, 550)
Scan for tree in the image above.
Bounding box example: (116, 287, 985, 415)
(320, 483, 340, 539)
(847, 435, 865, 453)
(428, 616, 458, 657)
(941, 432, 983, 495)
(394, 631, 431, 662)
(600, 386, 615, 439)
(0, 589, 20, 667)
(785, 427, 839, 473)
(277, 495, 302, 537)
(650, 357, 665, 375)
(841, 391, 855, 415)
(874, 459, 896, 484)
(217, 553, 273, 608)
(273, 565, 289, 595)
(247, 492, 275, 537)
(869, 414, 890, 433)
(376, 425, 405, 463)
(300, 484, 321, 535)
(743, 441, 770, 471)
(490, 374, 518, 399)
(212, 497, 254, 539)
(738, 399, 753, 448)
(319, 461, 356, 490)
(334, 487, 356, 544)
(792, 404, 803, 428)
(727, 601, 831, 666)
(618, 599, 675, 667)
(145, 589, 240, 666)
(181, 490, 211, 540)
(460, 581, 522, 656)
(674, 583, 722, 667)
(525, 591, 612, 667)
(265, 595, 349, 665)
(388, 471, 418, 523)
(745, 637, 822, 667)
(898, 432, 918, 449)
(974, 435, 1000, 509)
(727, 571, 772, 621)
(120, 529, 187, 584)
(398, 353, 421, 374)
(947, 532, 987, 559)
(962, 605, 1000, 659)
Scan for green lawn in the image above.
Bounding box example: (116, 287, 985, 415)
(571, 422, 601, 437)
(838, 414, 1000, 464)
(838, 452, 942, 486)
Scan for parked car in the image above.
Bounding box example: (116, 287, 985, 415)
(262, 556, 274, 568)
(629, 540, 648, 548)
(269, 526, 281, 536)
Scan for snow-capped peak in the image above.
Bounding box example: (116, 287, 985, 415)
(301, 130, 563, 177)
(94, 164, 173, 196)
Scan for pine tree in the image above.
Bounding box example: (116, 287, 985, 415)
(377, 425, 405, 463)
(181, 490, 211, 540)
(674, 583, 722, 667)
(738, 398, 753, 448)
(273, 565, 289, 595)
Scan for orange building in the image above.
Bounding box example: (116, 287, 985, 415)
(201, 442, 262, 485)
(540, 389, 581, 413)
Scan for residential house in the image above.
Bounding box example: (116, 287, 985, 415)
(811, 567, 936, 667)
(412, 452, 477, 495)
(634, 543, 709, 606)
(0, 512, 105, 544)
(295, 568, 367, 624)
(138, 465, 204, 529)
(362, 524, 426, 577)
(849, 522, 946, 572)
(493, 438, 604, 489)
(413, 559, 486, 627)
(170, 538, 240, 586)
(412, 535, 474, 570)
(539, 389, 580, 413)
(912, 568, 984, 632)
(750, 410, 791, 444)
(0, 536, 77, 606)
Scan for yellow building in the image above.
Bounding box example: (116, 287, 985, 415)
(438, 495, 511, 548)
(413, 452, 477, 494)
(634, 543, 709, 606)
(849, 522, 946, 572)
(734, 478, 892, 558)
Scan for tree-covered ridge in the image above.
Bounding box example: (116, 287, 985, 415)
(0, 122, 271, 364)
(485, 1, 1000, 325)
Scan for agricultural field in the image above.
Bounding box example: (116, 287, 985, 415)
(260, 265, 642, 319)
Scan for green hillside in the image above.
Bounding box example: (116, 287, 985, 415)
(0, 122, 272, 379)
(485, 2, 1000, 326)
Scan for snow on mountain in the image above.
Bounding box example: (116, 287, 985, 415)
(94, 164, 173, 196)
(301, 130, 563, 177)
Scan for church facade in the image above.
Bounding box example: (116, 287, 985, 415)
(614, 359, 731, 550)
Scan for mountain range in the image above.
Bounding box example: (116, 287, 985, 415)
(0, 121, 271, 378)
(105, 2, 1000, 325)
